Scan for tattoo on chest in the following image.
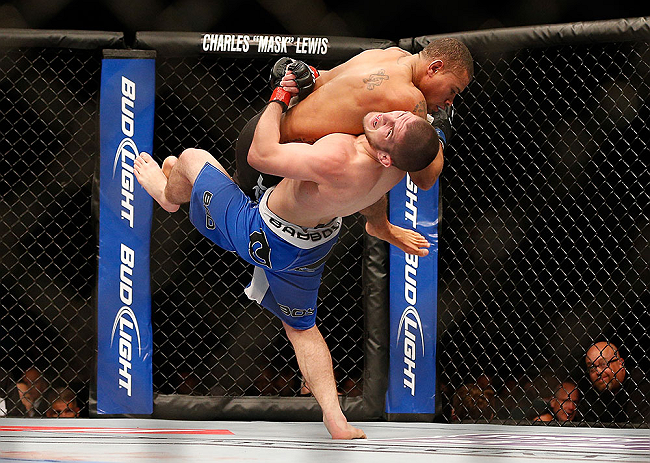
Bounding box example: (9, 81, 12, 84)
(363, 69, 389, 90)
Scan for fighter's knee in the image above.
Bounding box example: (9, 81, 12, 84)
(176, 148, 214, 174)
(177, 148, 230, 181)
(178, 148, 209, 164)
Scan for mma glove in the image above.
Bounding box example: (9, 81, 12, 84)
(269, 86, 292, 112)
(269, 57, 319, 101)
(427, 105, 455, 151)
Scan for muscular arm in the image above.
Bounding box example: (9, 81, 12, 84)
(408, 143, 444, 190)
(248, 102, 346, 182)
(407, 96, 444, 190)
(360, 195, 430, 257)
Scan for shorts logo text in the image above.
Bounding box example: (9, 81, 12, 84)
(203, 191, 215, 230)
(268, 217, 339, 243)
(279, 304, 315, 318)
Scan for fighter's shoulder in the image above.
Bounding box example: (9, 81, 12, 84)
(402, 87, 428, 118)
(380, 85, 426, 117)
(356, 46, 411, 62)
(309, 133, 357, 173)
(364, 46, 411, 56)
(314, 132, 357, 148)
(315, 133, 357, 153)
(384, 46, 412, 57)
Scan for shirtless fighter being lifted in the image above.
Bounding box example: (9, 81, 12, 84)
(234, 37, 473, 255)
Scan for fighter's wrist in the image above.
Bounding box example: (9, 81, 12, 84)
(269, 87, 291, 112)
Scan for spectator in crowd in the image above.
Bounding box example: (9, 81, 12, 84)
(0, 367, 10, 416)
(14, 366, 48, 417)
(579, 340, 650, 423)
(451, 383, 495, 421)
(527, 370, 563, 420)
(0, 366, 49, 417)
(250, 366, 276, 396)
(534, 379, 580, 422)
(495, 374, 540, 420)
(338, 376, 362, 398)
(0, 369, 26, 417)
(476, 373, 494, 391)
(45, 386, 80, 418)
(274, 367, 299, 397)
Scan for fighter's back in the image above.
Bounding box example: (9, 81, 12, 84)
(280, 48, 425, 143)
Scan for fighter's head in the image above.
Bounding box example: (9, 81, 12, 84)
(363, 110, 439, 172)
(417, 37, 474, 113)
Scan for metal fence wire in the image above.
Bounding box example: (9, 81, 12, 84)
(438, 41, 650, 426)
(0, 33, 648, 427)
(0, 47, 100, 417)
(150, 55, 366, 398)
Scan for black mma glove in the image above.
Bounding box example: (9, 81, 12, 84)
(268, 59, 294, 111)
(269, 57, 319, 101)
(269, 57, 293, 88)
(427, 105, 455, 150)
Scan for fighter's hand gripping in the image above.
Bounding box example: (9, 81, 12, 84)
(269, 57, 319, 101)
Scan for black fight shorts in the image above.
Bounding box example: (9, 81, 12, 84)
(233, 109, 283, 201)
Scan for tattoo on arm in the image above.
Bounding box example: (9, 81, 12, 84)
(413, 100, 427, 118)
(363, 69, 389, 90)
(286, 137, 316, 144)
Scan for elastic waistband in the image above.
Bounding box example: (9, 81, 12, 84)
(258, 187, 342, 250)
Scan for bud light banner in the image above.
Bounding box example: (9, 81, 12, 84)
(96, 51, 155, 415)
(386, 175, 438, 414)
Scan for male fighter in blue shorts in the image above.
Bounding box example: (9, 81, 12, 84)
(133, 75, 438, 439)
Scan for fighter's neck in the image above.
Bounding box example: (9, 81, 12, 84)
(410, 55, 430, 87)
(355, 136, 382, 165)
(397, 53, 420, 81)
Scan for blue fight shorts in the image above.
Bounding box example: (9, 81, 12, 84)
(189, 162, 342, 330)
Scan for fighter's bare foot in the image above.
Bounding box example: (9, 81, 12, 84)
(366, 221, 430, 257)
(324, 416, 367, 440)
(134, 152, 180, 213)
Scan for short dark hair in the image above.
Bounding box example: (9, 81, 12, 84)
(421, 37, 474, 80)
(390, 118, 439, 172)
(46, 385, 78, 406)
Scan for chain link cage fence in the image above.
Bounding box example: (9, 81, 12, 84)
(0, 32, 123, 417)
(150, 53, 368, 400)
(0, 20, 648, 427)
(421, 24, 650, 426)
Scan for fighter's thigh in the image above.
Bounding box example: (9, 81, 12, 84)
(177, 148, 232, 185)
